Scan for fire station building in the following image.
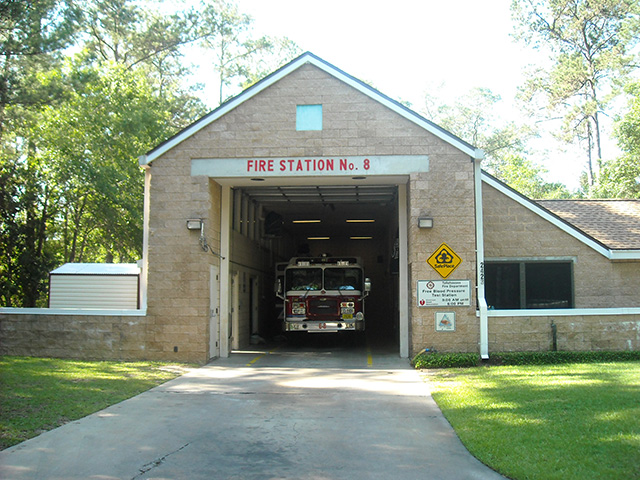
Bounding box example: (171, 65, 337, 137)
(2, 52, 639, 363)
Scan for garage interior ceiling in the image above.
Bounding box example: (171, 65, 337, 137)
(238, 184, 398, 233)
(239, 185, 397, 207)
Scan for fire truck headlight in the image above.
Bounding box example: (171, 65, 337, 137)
(340, 301, 355, 314)
(355, 312, 364, 321)
(292, 302, 306, 315)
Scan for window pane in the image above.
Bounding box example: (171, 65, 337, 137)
(285, 268, 322, 291)
(324, 268, 362, 290)
(485, 263, 520, 309)
(296, 104, 322, 131)
(525, 263, 572, 308)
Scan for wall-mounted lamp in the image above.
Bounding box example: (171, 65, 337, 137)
(186, 218, 225, 260)
(418, 217, 434, 229)
(186, 218, 203, 230)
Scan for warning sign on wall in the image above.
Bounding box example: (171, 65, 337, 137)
(435, 312, 456, 332)
(426, 243, 462, 279)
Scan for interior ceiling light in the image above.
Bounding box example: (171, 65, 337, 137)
(307, 236, 330, 240)
(293, 219, 321, 224)
(350, 236, 373, 240)
(346, 219, 375, 223)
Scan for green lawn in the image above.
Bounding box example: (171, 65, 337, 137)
(0, 356, 189, 450)
(426, 362, 640, 480)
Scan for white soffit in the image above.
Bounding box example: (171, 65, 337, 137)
(482, 172, 640, 260)
(139, 52, 478, 166)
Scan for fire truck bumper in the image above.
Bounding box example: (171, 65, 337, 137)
(284, 319, 365, 332)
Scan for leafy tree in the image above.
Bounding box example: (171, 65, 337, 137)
(0, 0, 300, 307)
(0, 0, 81, 135)
(0, 0, 82, 306)
(196, 0, 300, 103)
(36, 60, 190, 263)
(591, 156, 640, 197)
(424, 87, 569, 198)
(512, 0, 640, 188)
(492, 154, 574, 198)
(237, 36, 302, 91)
(592, 80, 640, 197)
(425, 88, 532, 165)
(616, 81, 640, 158)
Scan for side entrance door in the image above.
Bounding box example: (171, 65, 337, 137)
(209, 265, 220, 360)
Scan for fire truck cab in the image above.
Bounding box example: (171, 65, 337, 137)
(275, 256, 371, 333)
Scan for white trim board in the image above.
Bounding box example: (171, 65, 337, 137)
(486, 307, 640, 317)
(0, 308, 146, 316)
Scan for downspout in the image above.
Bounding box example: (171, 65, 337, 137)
(139, 160, 151, 312)
(473, 149, 489, 360)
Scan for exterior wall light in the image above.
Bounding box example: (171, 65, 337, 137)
(186, 218, 225, 259)
(418, 217, 433, 229)
(186, 218, 203, 230)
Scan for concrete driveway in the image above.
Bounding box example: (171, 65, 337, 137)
(0, 343, 506, 480)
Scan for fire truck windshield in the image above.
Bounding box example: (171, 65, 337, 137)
(286, 268, 322, 291)
(324, 268, 362, 290)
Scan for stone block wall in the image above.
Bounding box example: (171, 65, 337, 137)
(0, 312, 158, 361)
(144, 150, 215, 362)
(489, 314, 640, 352)
(408, 159, 479, 355)
(145, 63, 478, 361)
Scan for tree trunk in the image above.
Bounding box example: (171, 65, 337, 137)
(586, 120, 594, 187)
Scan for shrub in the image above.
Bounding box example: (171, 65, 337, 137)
(411, 350, 640, 369)
(412, 352, 480, 369)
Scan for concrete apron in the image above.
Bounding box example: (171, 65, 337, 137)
(0, 352, 506, 480)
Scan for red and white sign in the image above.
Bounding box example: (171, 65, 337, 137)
(246, 157, 371, 173)
(191, 155, 429, 177)
(417, 280, 471, 307)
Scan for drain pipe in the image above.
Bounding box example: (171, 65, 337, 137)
(473, 149, 489, 360)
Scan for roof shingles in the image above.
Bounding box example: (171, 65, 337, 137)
(536, 200, 640, 250)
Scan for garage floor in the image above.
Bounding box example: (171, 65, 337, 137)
(0, 344, 506, 480)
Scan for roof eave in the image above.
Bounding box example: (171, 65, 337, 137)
(609, 249, 640, 260)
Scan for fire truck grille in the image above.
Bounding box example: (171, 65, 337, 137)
(308, 297, 339, 316)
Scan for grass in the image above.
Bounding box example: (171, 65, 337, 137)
(425, 362, 640, 480)
(0, 356, 189, 450)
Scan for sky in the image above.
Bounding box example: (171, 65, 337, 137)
(182, 0, 601, 190)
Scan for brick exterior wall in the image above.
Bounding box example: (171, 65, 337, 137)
(408, 164, 479, 355)
(0, 313, 150, 360)
(145, 63, 481, 361)
(488, 314, 640, 352)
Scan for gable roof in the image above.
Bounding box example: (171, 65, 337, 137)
(537, 200, 640, 250)
(481, 171, 640, 260)
(139, 52, 482, 166)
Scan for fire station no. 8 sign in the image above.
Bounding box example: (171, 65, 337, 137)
(427, 243, 462, 279)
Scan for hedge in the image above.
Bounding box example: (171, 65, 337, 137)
(411, 350, 640, 369)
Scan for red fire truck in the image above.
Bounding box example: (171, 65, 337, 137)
(275, 256, 371, 333)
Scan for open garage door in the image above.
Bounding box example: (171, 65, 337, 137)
(214, 177, 409, 358)
(243, 183, 399, 346)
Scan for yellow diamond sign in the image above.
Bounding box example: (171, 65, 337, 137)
(427, 243, 462, 279)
